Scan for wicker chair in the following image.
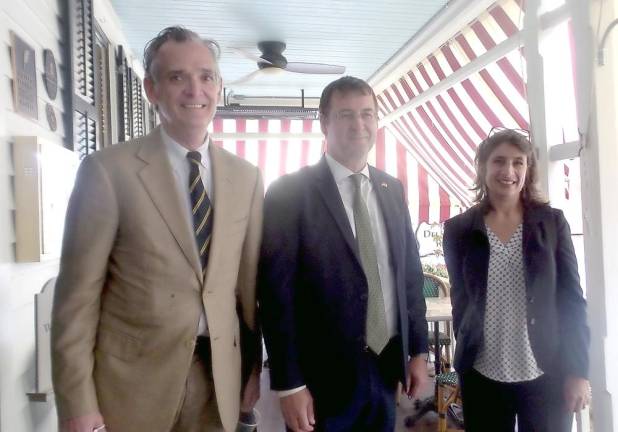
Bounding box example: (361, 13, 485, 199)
(436, 371, 464, 432)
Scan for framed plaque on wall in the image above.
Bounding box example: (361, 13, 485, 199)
(13, 136, 79, 262)
(43, 49, 58, 100)
(10, 31, 38, 120)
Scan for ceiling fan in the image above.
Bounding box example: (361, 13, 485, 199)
(228, 41, 346, 85)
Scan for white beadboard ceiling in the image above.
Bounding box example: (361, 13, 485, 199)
(109, 0, 449, 99)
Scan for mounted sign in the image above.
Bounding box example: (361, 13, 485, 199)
(45, 103, 57, 131)
(27, 277, 56, 402)
(43, 49, 58, 100)
(10, 31, 38, 119)
(13, 136, 79, 262)
(416, 221, 444, 259)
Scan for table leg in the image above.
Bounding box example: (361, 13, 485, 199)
(434, 321, 440, 377)
(404, 319, 444, 427)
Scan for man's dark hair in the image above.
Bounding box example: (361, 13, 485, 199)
(143, 26, 221, 81)
(319, 76, 379, 118)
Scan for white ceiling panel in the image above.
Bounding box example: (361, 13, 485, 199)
(109, 0, 448, 98)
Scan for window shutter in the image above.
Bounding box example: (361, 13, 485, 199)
(116, 45, 133, 142)
(74, 0, 95, 104)
(131, 75, 145, 137)
(73, 111, 97, 160)
(68, 0, 99, 158)
(94, 26, 112, 148)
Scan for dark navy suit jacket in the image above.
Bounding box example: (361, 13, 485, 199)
(443, 204, 590, 379)
(258, 156, 428, 415)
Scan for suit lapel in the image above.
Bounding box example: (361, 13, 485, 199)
(466, 206, 490, 303)
(137, 128, 202, 281)
(203, 144, 235, 287)
(369, 167, 403, 274)
(522, 206, 546, 297)
(312, 157, 361, 263)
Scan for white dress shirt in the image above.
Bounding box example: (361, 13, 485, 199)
(325, 154, 398, 337)
(279, 154, 398, 397)
(161, 127, 213, 336)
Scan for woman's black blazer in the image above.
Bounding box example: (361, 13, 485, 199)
(442, 204, 589, 378)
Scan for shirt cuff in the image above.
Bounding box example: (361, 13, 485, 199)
(277, 385, 307, 398)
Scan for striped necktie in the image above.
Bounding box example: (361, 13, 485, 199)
(187, 151, 213, 275)
(351, 173, 389, 354)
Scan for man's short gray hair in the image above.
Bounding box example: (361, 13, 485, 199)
(143, 26, 221, 81)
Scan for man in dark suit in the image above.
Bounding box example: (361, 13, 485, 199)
(259, 76, 429, 432)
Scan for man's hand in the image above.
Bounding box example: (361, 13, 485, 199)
(240, 368, 261, 413)
(564, 376, 591, 412)
(280, 388, 315, 432)
(405, 354, 429, 399)
(60, 413, 105, 432)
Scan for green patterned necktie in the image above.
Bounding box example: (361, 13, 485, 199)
(350, 173, 389, 354)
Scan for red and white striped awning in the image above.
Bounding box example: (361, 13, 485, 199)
(209, 118, 458, 225)
(377, 0, 528, 207)
(208, 1, 529, 223)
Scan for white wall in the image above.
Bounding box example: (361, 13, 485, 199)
(0, 0, 66, 430)
(0, 0, 140, 431)
(584, 0, 618, 429)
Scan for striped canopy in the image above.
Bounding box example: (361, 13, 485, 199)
(377, 0, 527, 207)
(209, 118, 457, 225)
(210, 0, 529, 224)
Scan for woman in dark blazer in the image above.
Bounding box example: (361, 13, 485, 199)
(443, 129, 590, 431)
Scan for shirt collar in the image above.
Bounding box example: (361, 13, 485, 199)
(161, 126, 210, 167)
(325, 153, 371, 185)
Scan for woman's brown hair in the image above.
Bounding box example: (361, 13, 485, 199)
(472, 129, 548, 211)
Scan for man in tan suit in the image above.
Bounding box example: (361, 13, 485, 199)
(51, 27, 262, 432)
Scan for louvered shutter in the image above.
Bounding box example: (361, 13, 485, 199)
(131, 75, 144, 137)
(68, 0, 98, 158)
(94, 26, 112, 148)
(116, 46, 133, 142)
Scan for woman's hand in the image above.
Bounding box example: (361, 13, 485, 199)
(564, 376, 591, 412)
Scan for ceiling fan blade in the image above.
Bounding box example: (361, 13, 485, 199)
(229, 47, 272, 65)
(284, 62, 346, 74)
(225, 69, 266, 85)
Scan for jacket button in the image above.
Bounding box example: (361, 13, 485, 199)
(530, 318, 536, 325)
(185, 338, 195, 350)
(364, 345, 370, 352)
(528, 296, 534, 304)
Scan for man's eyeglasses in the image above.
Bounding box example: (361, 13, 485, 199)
(334, 110, 378, 122)
(487, 126, 531, 140)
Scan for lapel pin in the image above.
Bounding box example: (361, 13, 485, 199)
(381, 182, 388, 188)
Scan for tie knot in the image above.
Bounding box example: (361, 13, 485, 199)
(187, 151, 202, 164)
(350, 173, 365, 189)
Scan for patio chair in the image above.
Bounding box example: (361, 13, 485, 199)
(436, 371, 464, 432)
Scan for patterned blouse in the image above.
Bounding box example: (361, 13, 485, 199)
(473, 223, 544, 382)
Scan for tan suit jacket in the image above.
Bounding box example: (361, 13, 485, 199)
(51, 127, 263, 432)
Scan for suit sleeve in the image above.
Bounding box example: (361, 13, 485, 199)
(258, 178, 305, 391)
(401, 184, 429, 356)
(237, 167, 264, 384)
(51, 155, 119, 420)
(554, 209, 590, 378)
(442, 218, 467, 338)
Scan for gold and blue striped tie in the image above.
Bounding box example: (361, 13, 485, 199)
(187, 151, 213, 275)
